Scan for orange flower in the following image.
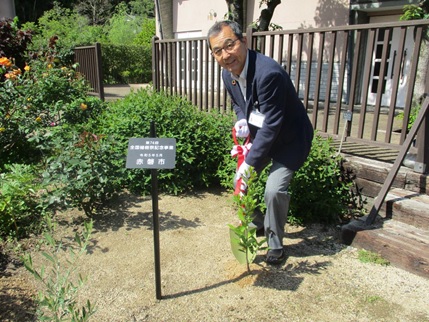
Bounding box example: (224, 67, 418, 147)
(4, 68, 22, 80)
(5, 72, 16, 80)
(80, 103, 88, 111)
(0, 57, 12, 68)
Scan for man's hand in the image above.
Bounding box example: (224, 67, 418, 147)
(234, 161, 251, 195)
(234, 119, 249, 138)
(235, 161, 251, 181)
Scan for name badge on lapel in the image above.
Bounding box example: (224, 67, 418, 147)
(248, 101, 265, 128)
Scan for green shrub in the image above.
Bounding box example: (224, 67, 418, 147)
(0, 164, 49, 239)
(0, 45, 92, 169)
(133, 18, 156, 49)
(93, 88, 234, 194)
(105, 3, 144, 45)
(101, 44, 152, 84)
(42, 130, 124, 216)
(288, 134, 357, 224)
(22, 3, 105, 50)
(396, 102, 421, 131)
(400, 4, 429, 21)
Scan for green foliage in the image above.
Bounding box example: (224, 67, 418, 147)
(74, 0, 113, 26)
(22, 3, 105, 50)
(0, 45, 91, 168)
(43, 130, 124, 216)
(288, 134, 357, 224)
(1, 24, 118, 232)
(358, 249, 390, 266)
(229, 168, 267, 271)
(101, 44, 152, 84)
(104, 3, 144, 45)
(19, 3, 155, 85)
(408, 105, 421, 131)
(400, 1, 429, 41)
(400, 4, 429, 20)
(129, 0, 156, 18)
(0, 164, 49, 239)
(93, 88, 234, 195)
(22, 218, 96, 321)
(396, 102, 422, 131)
(217, 145, 269, 214)
(133, 18, 156, 48)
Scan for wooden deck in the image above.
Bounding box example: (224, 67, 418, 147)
(333, 140, 400, 163)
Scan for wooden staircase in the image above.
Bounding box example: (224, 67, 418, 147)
(341, 158, 429, 278)
(341, 187, 429, 279)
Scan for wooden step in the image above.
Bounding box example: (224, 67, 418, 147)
(379, 188, 429, 231)
(341, 217, 429, 279)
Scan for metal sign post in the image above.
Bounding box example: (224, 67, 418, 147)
(125, 121, 176, 300)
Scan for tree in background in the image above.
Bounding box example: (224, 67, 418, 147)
(74, 0, 113, 25)
(227, 0, 282, 31)
(226, 0, 245, 28)
(133, 18, 156, 48)
(22, 3, 105, 50)
(105, 2, 145, 45)
(19, 0, 155, 48)
(13, 0, 130, 24)
(14, 0, 74, 24)
(130, 0, 155, 18)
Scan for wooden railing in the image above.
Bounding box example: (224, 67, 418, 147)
(152, 20, 429, 173)
(74, 43, 105, 101)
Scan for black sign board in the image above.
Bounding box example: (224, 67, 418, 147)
(126, 138, 176, 169)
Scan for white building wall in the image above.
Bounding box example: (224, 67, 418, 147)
(168, 0, 350, 39)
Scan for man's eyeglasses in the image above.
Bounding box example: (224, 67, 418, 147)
(211, 39, 239, 57)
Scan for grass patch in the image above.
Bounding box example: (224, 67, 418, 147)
(358, 249, 390, 266)
(365, 295, 383, 303)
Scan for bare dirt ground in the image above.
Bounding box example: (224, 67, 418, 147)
(1, 188, 429, 322)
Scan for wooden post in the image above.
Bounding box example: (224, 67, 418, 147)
(94, 43, 104, 102)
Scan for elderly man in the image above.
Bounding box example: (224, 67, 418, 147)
(208, 20, 313, 265)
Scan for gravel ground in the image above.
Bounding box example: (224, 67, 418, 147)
(1, 188, 429, 322)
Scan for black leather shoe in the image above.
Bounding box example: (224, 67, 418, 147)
(256, 227, 265, 237)
(265, 249, 286, 265)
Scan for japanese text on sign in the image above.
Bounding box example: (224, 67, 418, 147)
(126, 138, 176, 169)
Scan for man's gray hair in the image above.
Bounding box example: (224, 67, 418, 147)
(207, 20, 244, 50)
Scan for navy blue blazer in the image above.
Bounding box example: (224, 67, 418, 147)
(223, 50, 313, 171)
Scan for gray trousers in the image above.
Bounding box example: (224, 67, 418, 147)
(251, 160, 294, 250)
